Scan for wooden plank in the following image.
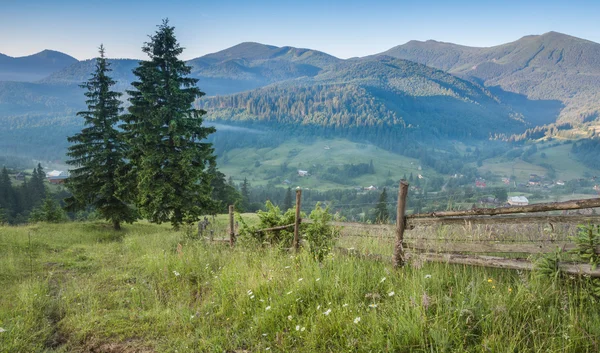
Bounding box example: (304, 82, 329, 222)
(408, 198, 600, 219)
(229, 205, 235, 247)
(405, 241, 576, 254)
(419, 253, 600, 278)
(255, 223, 295, 233)
(301, 218, 394, 231)
(334, 248, 600, 277)
(407, 215, 600, 228)
(393, 181, 409, 268)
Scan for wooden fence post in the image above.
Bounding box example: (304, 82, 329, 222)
(293, 189, 302, 251)
(229, 205, 235, 247)
(393, 181, 409, 268)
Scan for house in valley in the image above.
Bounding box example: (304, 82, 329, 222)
(47, 170, 68, 184)
(507, 196, 529, 206)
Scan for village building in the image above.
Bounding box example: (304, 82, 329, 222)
(47, 170, 68, 184)
(556, 180, 565, 186)
(507, 196, 529, 206)
(364, 185, 377, 191)
(297, 170, 309, 177)
(13, 172, 25, 181)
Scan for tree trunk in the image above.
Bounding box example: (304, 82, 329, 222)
(113, 220, 121, 231)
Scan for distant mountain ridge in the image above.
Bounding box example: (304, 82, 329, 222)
(378, 31, 600, 124)
(0, 50, 78, 82)
(2, 31, 600, 152)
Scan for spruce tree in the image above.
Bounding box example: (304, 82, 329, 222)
(124, 20, 216, 228)
(65, 45, 136, 230)
(374, 187, 389, 224)
(30, 164, 46, 207)
(0, 167, 14, 213)
(240, 177, 250, 212)
(283, 187, 293, 211)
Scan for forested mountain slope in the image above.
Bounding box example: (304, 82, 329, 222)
(379, 32, 600, 124)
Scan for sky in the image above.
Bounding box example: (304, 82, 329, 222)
(1, 0, 600, 61)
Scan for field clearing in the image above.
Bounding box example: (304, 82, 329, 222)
(1, 220, 599, 352)
(478, 158, 547, 183)
(479, 142, 597, 183)
(217, 138, 435, 189)
(529, 143, 597, 180)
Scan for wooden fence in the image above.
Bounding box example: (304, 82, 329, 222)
(224, 181, 600, 277)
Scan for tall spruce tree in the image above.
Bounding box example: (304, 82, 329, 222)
(124, 20, 216, 228)
(65, 45, 136, 230)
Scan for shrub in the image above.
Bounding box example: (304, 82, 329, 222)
(305, 202, 340, 261)
(237, 201, 301, 248)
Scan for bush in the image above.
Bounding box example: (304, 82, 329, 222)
(237, 200, 339, 261)
(304, 203, 340, 262)
(237, 201, 300, 248)
(29, 198, 68, 223)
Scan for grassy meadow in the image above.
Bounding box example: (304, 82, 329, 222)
(1, 219, 600, 352)
(217, 138, 434, 189)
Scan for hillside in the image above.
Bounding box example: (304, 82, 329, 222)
(0, 50, 78, 82)
(200, 56, 523, 139)
(379, 32, 600, 124)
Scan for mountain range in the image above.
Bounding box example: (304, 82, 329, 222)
(1, 31, 600, 158)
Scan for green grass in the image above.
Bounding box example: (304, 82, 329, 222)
(478, 141, 596, 184)
(218, 138, 435, 189)
(1, 220, 599, 352)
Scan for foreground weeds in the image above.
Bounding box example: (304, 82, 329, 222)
(1, 221, 599, 352)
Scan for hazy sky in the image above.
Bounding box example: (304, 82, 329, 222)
(1, 0, 600, 60)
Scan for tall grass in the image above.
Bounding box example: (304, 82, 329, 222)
(1, 220, 599, 352)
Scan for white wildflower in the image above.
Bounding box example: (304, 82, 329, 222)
(316, 278, 321, 282)
(266, 348, 270, 351)
(301, 327, 305, 331)
(424, 274, 432, 279)
(298, 278, 303, 282)
(173, 270, 180, 277)
(388, 291, 395, 297)
(265, 306, 271, 311)
(296, 325, 300, 331)
(286, 291, 293, 295)
(342, 303, 349, 307)
(317, 305, 321, 310)
(247, 290, 253, 295)
(262, 333, 268, 336)
(250, 295, 255, 299)
(369, 303, 378, 309)
(353, 317, 361, 324)
(287, 315, 293, 321)
(323, 309, 332, 315)
(0, 327, 6, 333)
(380, 277, 386, 283)
(284, 266, 291, 269)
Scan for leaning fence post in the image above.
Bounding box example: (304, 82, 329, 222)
(229, 205, 235, 247)
(293, 189, 302, 251)
(393, 181, 409, 268)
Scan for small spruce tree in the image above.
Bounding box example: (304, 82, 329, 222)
(65, 45, 136, 230)
(374, 187, 389, 223)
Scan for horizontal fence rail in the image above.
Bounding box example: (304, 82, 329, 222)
(408, 198, 600, 219)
